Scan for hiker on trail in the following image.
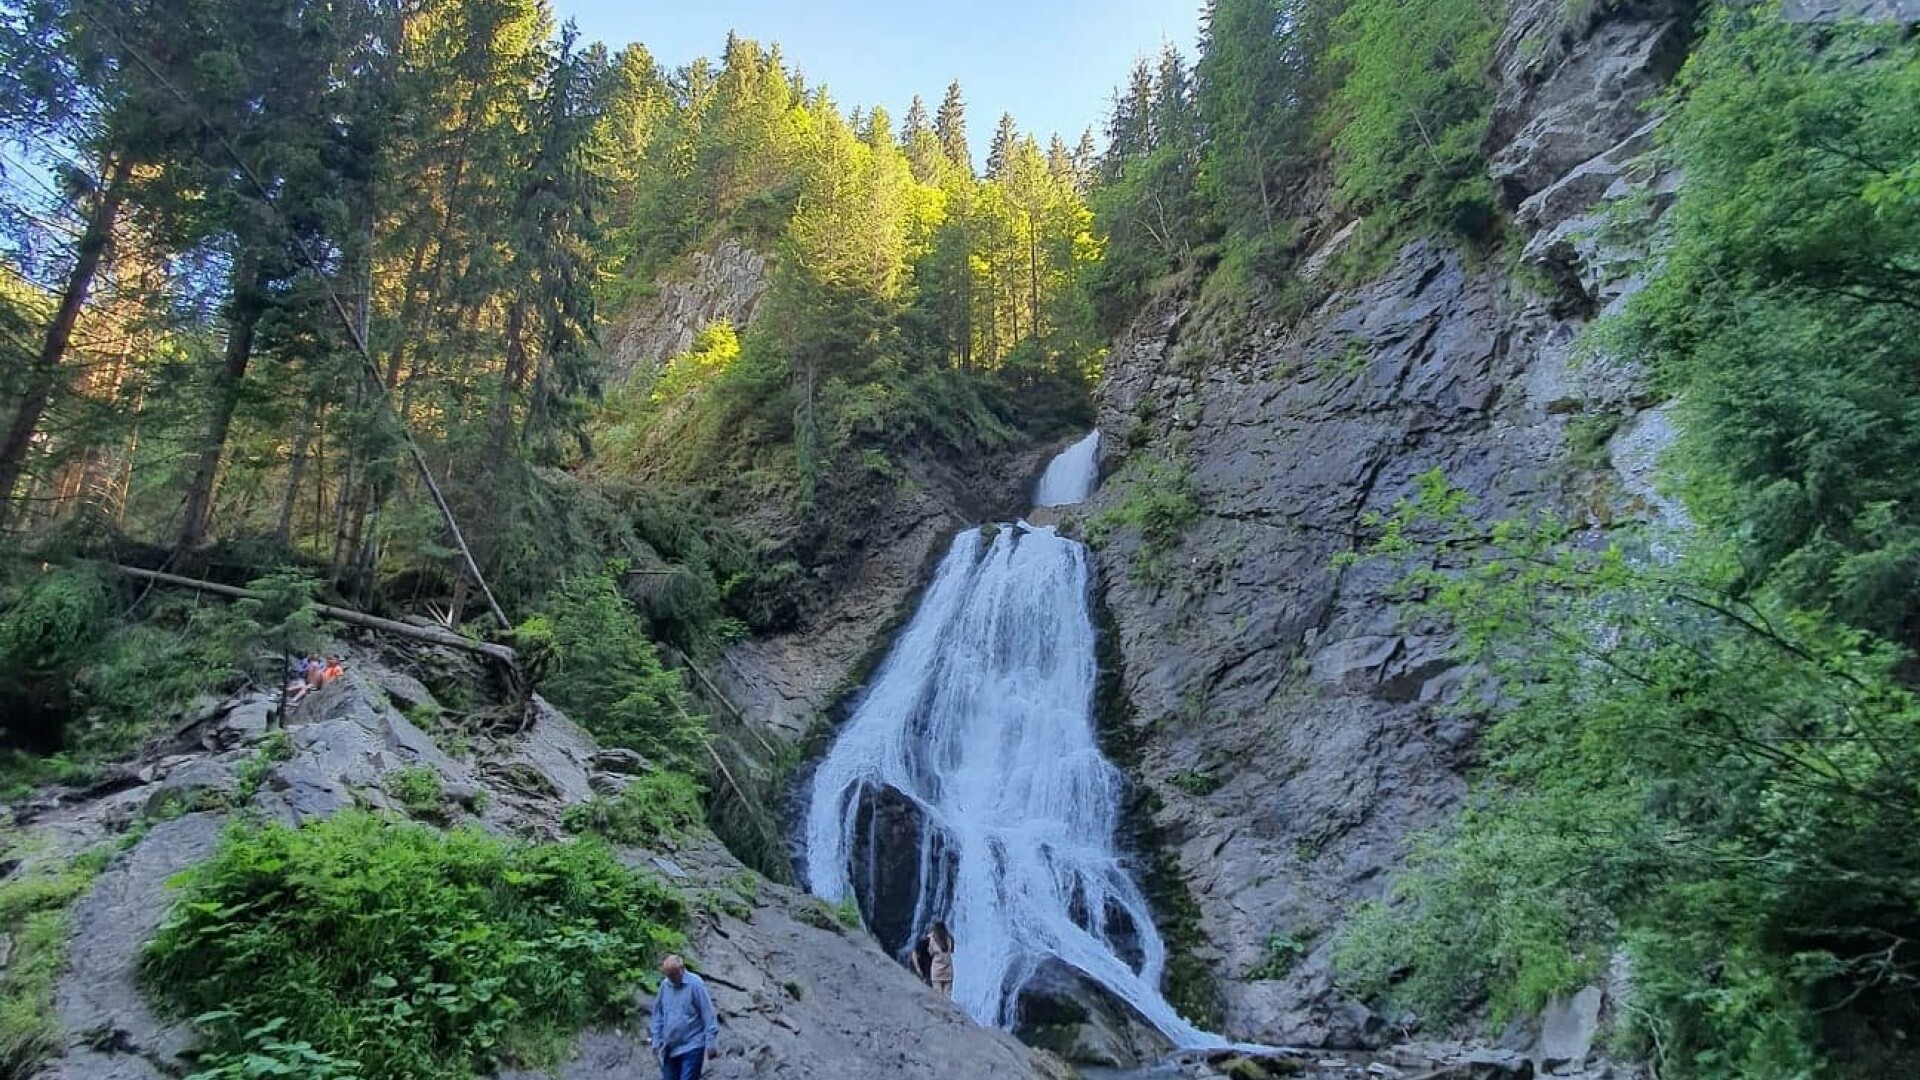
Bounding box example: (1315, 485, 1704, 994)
(910, 920, 956, 998)
(649, 954, 718, 1080)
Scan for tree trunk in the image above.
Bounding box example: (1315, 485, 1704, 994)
(180, 255, 267, 549)
(1028, 211, 1041, 341)
(485, 299, 530, 466)
(0, 156, 134, 531)
(275, 402, 317, 545)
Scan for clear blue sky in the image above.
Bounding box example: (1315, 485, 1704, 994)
(553, 0, 1205, 161)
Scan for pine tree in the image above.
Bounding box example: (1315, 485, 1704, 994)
(935, 79, 971, 173)
(986, 112, 1018, 179)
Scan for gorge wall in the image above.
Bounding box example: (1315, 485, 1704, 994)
(1076, 0, 1693, 1050)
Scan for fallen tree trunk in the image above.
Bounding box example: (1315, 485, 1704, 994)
(103, 563, 520, 669)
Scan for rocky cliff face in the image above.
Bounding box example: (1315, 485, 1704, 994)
(603, 239, 771, 386)
(1078, 0, 1693, 1055)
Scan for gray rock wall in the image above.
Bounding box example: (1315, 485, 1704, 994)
(1080, 0, 1693, 1051)
(603, 238, 771, 387)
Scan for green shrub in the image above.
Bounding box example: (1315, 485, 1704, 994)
(0, 566, 113, 752)
(142, 812, 687, 1080)
(561, 771, 706, 845)
(1248, 932, 1310, 981)
(386, 765, 446, 821)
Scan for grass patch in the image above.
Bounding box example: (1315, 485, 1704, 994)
(141, 812, 687, 1080)
(0, 843, 113, 1076)
(385, 765, 447, 822)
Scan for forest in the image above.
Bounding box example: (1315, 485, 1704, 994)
(2, 0, 1918, 1078)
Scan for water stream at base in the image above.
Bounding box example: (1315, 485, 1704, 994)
(803, 431, 1221, 1049)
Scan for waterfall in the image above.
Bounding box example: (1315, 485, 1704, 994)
(1034, 430, 1103, 507)
(803, 432, 1219, 1049)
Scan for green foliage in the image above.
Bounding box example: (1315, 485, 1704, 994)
(1335, 472, 1920, 1078)
(833, 895, 863, 930)
(386, 766, 447, 821)
(561, 771, 706, 845)
(519, 570, 707, 772)
(1564, 411, 1624, 472)
(0, 566, 321, 765)
(1168, 768, 1222, 797)
(1086, 457, 1202, 580)
(142, 812, 687, 1080)
(1322, 0, 1503, 235)
(1619, 8, 1920, 649)
(0, 844, 109, 1077)
(1248, 931, 1310, 981)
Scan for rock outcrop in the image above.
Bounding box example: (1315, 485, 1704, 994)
(603, 239, 771, 387)
(11, 654, 1066, 1080)
(1078, 0, 1696, 1057)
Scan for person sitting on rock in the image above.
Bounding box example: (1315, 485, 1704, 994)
(649, 954, 719, 1080)
(304, 655, 326, 691)
(323, 655, 344, 682)
(284, 657, 312, 704)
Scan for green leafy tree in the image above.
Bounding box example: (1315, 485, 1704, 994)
(1320, 0, 1502, 234)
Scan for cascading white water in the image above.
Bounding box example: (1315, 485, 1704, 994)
(1034, 430, 1103, 507)
(804, 432, 1220, 1048)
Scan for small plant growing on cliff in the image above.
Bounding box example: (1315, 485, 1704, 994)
(1169, 768, 1222, 797)
(562, 770, 705, 844)
(385, 765, 446, 821)
(1248, 931, 1311, 981)
(1086, 458, 1201, 582)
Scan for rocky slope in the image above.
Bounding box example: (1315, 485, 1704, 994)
(1075, 0, 1695, 1059)
(12, 643, 1066, 1080)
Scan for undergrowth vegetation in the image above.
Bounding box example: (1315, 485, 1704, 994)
(1086, 457, 1201, 582)
(142, 812, 687, 1080)
(0, 566, 323, 793)
(517, 570, 708, 774)
(562, 771, 707, 844)
(0, 841, 112, 1077)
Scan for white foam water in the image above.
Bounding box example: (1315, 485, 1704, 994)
(804, 433, 1221, 1048)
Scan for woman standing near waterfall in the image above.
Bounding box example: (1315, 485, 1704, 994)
(910, 921, 956, 998)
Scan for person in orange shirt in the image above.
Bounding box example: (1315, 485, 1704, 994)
(323, 655, 344, 682)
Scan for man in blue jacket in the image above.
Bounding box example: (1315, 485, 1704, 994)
(649, 954, 719, 1080)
